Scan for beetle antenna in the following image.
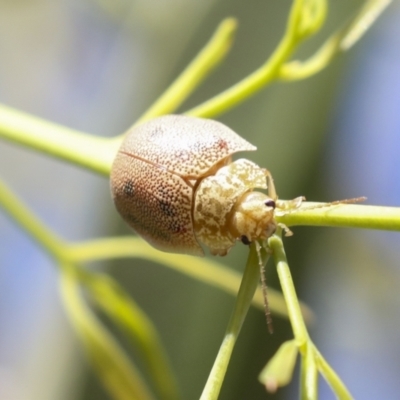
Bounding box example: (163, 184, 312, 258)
(283, 196, 367, 215)
(307, 196, 366, 210)
(255, 242, 273, 334)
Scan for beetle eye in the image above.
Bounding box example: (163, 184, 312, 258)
(264, 200, 276, 209)
(241, 235, 251, 245)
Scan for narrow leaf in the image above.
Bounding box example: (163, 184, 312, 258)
(259, 339, 298, 393)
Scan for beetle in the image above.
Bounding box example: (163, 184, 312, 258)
(110, 115, 292, 257)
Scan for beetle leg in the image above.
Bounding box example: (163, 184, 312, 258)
(255, 241, 274, 334)
(276, 196, 305, 211)
(264, 169, 277, 201)
(278, 223, 293, 237)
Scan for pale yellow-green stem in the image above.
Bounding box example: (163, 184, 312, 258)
(135, 18, 237, 125)
(301, 344, 318, 400)
(269, 235, 309, 346)
(200, 243, 267, 400)
(277, 202, 400, 231)
(184, 0, 322, 118)
(269, 233, 354, 399)
(312, 345, 353, 400)
(0, 103, 117, 175)
(68, 236, 315, 321)
(0, 177, 65, 259)
(61, 266, 155, 400)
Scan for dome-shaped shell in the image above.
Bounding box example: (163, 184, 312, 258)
(118, 115, 256, 178)
(110, 115, 256, 256)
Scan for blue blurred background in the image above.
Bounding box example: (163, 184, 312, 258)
(0, 1, 399, 399)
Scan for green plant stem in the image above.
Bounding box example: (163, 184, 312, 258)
(269, 233, 353, 399)
(279, 33, 341, 80)
(269, 234, 308, 346)
(279, 0, 392, 81)
(0, 104, 119, 175)
(298, 0, 328, 37)
(135, 18, 237, 125)
(301, 344, 318, 400)
(184, 0, 310, 119)
(184, 32, 295, 118)
(200, 243, 266, 400)
(68, 236, 315, 321)
(82, 272, 181, 400)
(0, 177, 65, 260)
(61, 266, 155, 400)
(277, 202, 400, 231)
(340, 0, 392, 51)
(313, 346, 353, 400)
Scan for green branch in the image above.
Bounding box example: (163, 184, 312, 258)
(61, 266, 156, 400)
(277, 202, 400, 232)
(135, 18, 237, 125)
(182, 0, 333, 118)
(0, 104, 118, 175)
(200, 243, 267, 400)
(0, 177, 65, 259)
(279, 0, 392, 81)
(269, 233, 353, 399)
(68, 236, 314, 321)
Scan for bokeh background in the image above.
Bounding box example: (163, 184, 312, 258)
(0, 0, 399, 399)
